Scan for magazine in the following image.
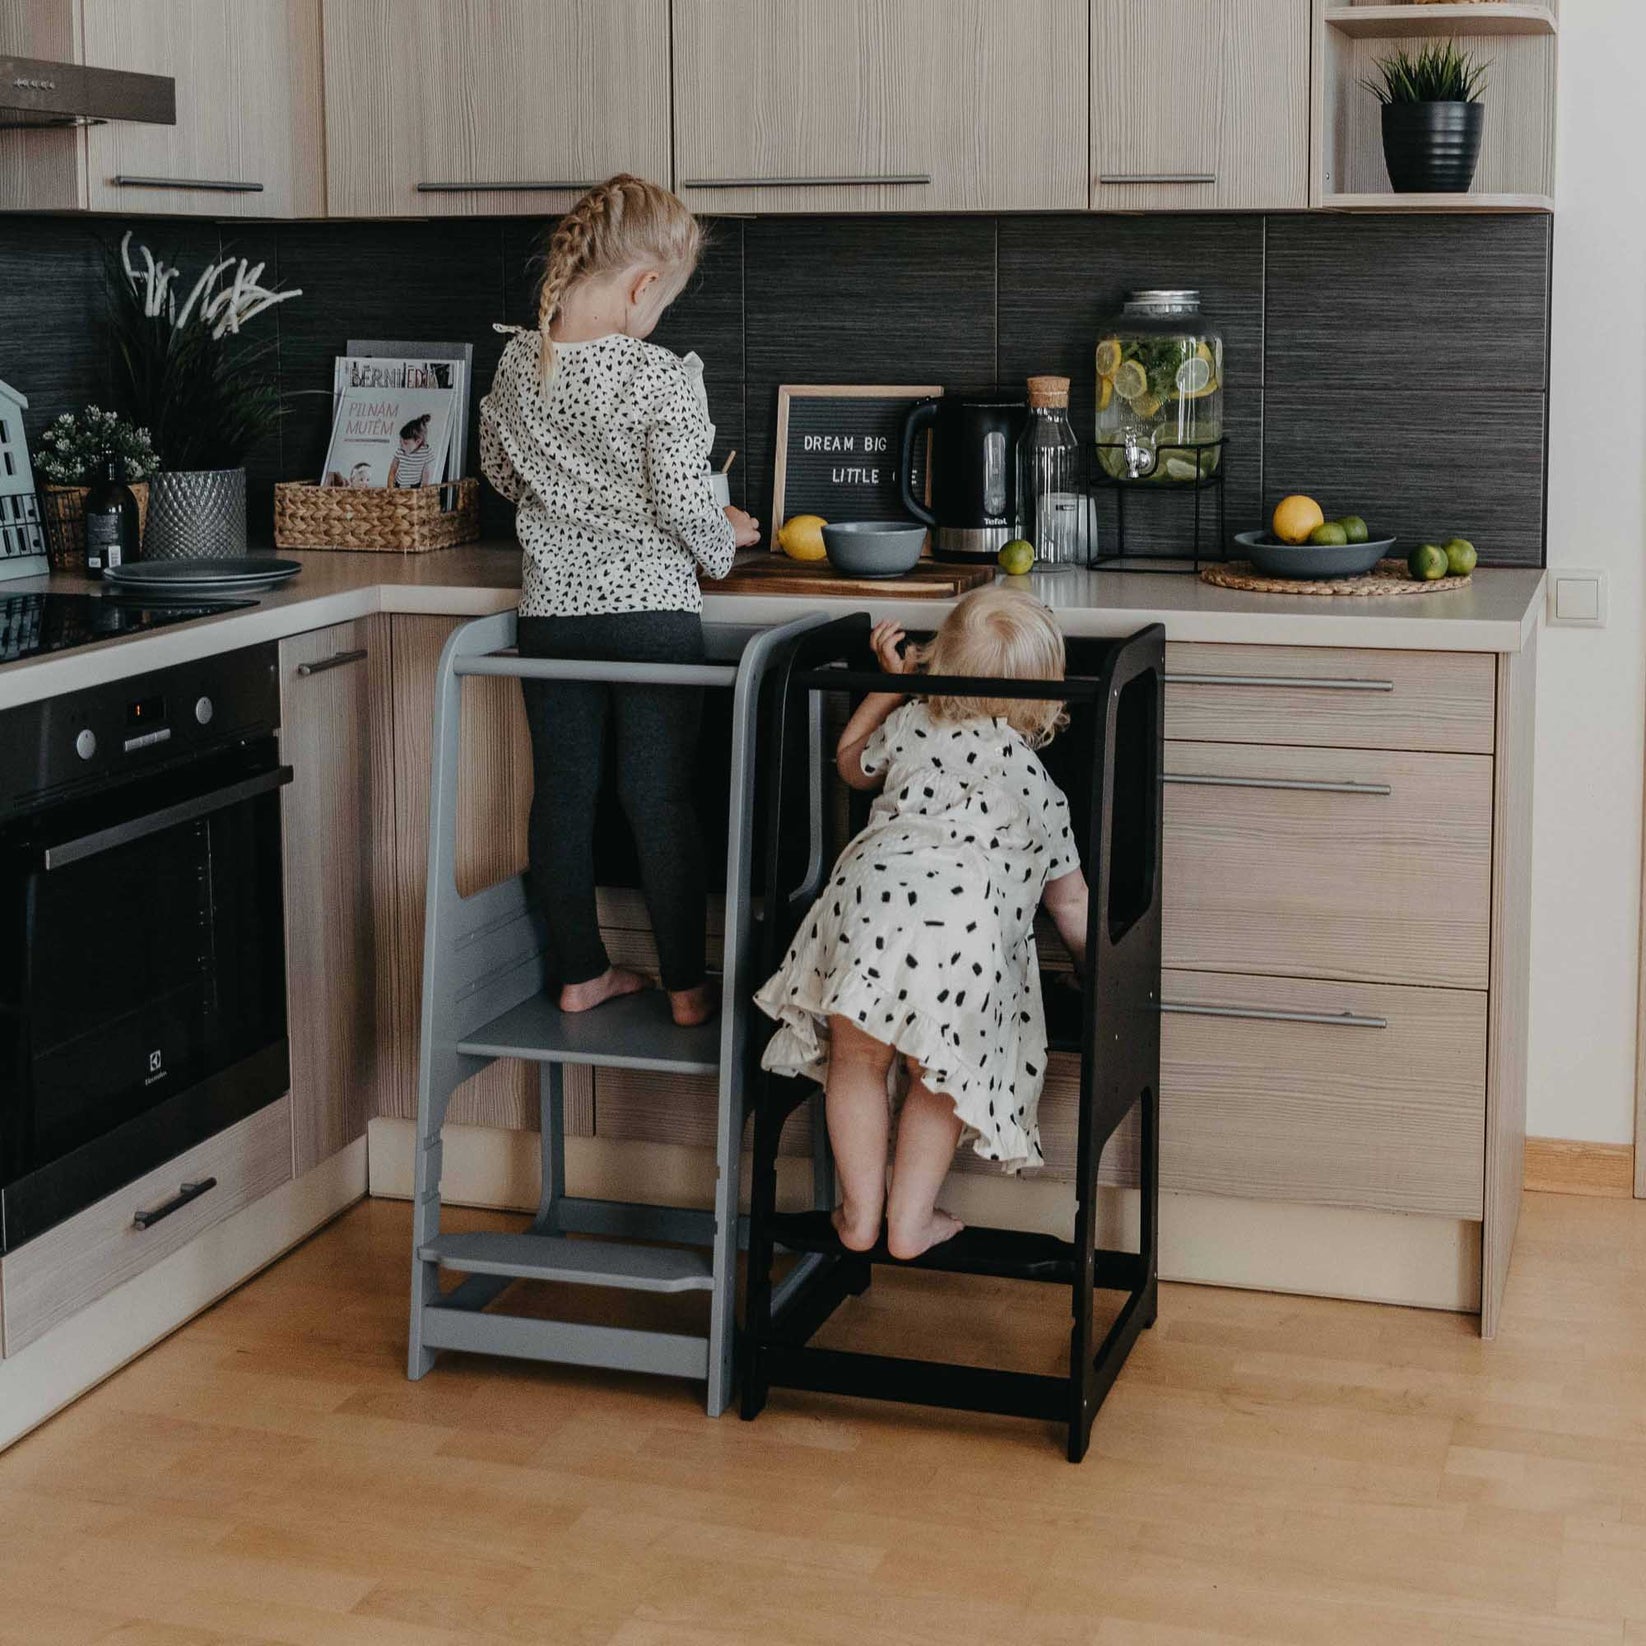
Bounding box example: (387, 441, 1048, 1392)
(346, 338, 473, 481)
(320, 386, 456, 491)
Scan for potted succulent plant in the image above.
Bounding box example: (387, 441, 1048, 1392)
(33, 406, 159, 571)
(1364, 41, 1490, 194)
(108, 233, 301, 559)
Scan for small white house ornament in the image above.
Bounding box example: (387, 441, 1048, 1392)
(0, 377, 48, 577)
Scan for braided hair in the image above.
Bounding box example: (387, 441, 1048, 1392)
(535, 174, 703, 386)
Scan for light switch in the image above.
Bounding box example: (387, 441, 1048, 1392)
(1550, 570, 1606, 627)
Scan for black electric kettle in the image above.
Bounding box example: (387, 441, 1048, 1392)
(899, 397, 1025, 562)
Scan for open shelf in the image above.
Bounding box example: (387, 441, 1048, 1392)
(1322, 190, 1554, 211)
(1324, 4, 1556, 39)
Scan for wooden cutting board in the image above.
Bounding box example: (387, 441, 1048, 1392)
(707, 553, 994, 600)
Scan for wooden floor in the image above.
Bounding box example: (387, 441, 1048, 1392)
(1, 1191, 1644, 1645)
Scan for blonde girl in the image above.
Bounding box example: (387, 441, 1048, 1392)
(755, 587, 1090, 1259)
(481, 175, 758, 1028)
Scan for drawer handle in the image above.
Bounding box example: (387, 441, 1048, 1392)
(133, 1176, 218, 1230)
(1165, 672, 1395, 693)
(1162, 1002, 1388, 1030)
(112, 175, 264, 192)
(1164, 773, 1392, 797)
(1098, 172, 1216, 185)
(679, 173, 932, 189)
(416, 179, 598, 193)
(296, 648, 368, 677)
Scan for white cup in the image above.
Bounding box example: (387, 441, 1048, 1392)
(708, 471, 730, 509)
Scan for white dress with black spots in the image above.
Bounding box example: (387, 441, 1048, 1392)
(754, 701, 1081, 1172)
(479, 328, 736, 617)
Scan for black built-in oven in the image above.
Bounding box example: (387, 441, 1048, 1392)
(0, 645, 290, 1251)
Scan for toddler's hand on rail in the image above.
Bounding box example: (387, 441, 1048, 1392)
(724, 505, 761, 548)
(871, 620, 912, 675)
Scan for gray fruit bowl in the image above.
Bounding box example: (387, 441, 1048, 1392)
(1234, 528, 1395, 579)
(821, 520, 926, 579)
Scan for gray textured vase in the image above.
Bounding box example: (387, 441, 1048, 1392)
(142, 467, 248, 560)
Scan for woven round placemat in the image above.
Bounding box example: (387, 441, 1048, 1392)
(1201, 559, 1472, 598)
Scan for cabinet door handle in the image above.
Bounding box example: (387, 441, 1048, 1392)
(415, 179, 599, 193)
(679, 173, 932, 189)
(1161, 1002, 1388, 1030)
(296, 648, 368, 677)
(112, 174, 264, 193)
(133, 1177, 218, 1230)
(1165, 672, 1395, 693)
(1098, 172, 1216, 186)
(1164, 773, 1392, 797)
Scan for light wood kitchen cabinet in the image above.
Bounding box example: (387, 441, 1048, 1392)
(1091, 0, 1309, 210)
(321, 0, 671, 218)
(672, 0, 1087, 213)
(80, 0, 325, 216)
(279, 621, 378, 1176)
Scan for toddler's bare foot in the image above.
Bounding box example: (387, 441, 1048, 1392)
(832, 1200, 882, 1253)
(886, 1208, 964, 1261)
(668, 979, 720, 1027)
(558, 968, 649, 1014)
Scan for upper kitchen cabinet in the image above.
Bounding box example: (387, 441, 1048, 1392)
(672, 0, 1087, 213)
(80, 0, 325, 216)
(322, 0, 671, 218)
(1092, 0, 1310, 210)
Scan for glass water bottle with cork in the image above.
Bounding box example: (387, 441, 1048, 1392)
(1016, 375, 1091, 569)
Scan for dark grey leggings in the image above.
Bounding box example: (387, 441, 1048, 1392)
(517, 611, 707, 992)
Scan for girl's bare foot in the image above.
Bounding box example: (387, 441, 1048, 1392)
(668, 979, 720, 1027)
(558, 968, 649, 1014)
(832, 1200, 882, 1253)
(886, 1207, 964, 1261)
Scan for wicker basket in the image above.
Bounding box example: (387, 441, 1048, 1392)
(40, 481, 150, 571)
(273, 478, 480, 553)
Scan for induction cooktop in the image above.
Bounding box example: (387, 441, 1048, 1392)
(0, 590, 257, 666)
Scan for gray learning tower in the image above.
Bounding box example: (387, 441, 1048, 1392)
(408, 608, 831, 1415)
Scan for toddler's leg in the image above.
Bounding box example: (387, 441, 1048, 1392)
(886, 1061, 964, 1260)
(825, 1016, 896, 1251)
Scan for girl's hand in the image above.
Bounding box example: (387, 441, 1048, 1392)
(724, 505, 761, 548)
(871, 620, 911, 675)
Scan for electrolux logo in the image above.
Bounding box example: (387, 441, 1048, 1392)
(144, 1047, 167, 1087)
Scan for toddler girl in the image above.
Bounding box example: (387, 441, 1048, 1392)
(481, 175, 759, 1027)
(755, 587, 1090, 1259)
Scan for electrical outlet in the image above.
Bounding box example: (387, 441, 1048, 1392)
(1549, 570, 1607, 628)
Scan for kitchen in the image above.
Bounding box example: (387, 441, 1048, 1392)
(1, 0, 1643, 1638)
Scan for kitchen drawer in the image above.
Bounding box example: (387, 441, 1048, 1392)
(1164, 740, 1493, 988)
(1159, 970, 1486, 1217)
(1165, 643, 1496, 754)
(2, 1098, 291, 1355)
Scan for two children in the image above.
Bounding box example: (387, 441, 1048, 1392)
(482, 176, 1086, 1257)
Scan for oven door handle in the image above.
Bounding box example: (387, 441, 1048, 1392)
(42, 767, 293, 871)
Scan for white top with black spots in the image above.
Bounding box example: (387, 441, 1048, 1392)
(479, 328, 736, 617)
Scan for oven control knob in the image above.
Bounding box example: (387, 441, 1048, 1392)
(194, 695, 214, 726)
(74, 728, 97, 761)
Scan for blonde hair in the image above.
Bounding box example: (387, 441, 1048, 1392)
(916, 586, 1068, 748)
(535, 174, 703, 385)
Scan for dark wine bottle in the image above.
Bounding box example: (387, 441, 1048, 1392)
(83, 458, 140, 579)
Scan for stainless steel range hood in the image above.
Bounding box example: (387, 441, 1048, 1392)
(0, 55, 174, 129)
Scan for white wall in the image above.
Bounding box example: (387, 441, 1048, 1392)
(1526, 0, 1646, 1144)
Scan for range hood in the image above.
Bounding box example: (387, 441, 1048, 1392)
(0, 55, 174, 129)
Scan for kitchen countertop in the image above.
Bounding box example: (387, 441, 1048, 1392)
(0, 544, 1546, 712)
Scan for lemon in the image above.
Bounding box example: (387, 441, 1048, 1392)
(1337, 514, 1369, 545)
(998, 538, 1035, 576)
(1408, 543, 1449, 581)
(1308, 521, 1348, 546)
(1132, 391, 1164, 419)
(1443, 537, 1477, 575)
(1113, 359, 1148, 401)
(1174, 355, 1215, 398)
(1272, 494, 1325, 545)
(1095, 338, 1122, 378)
(1096, 374, 1114, 412)
(777, 513, 828, 561)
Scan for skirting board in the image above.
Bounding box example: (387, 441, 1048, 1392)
(0, 1137, 367, 1453)
(368, 1118, 1481, 1314)
(1524, 1136, 1636, 1198)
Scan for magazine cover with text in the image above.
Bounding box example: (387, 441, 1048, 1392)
(321, 386, 456, 489)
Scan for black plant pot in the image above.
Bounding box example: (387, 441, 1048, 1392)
(1381, 100, 1485, 193)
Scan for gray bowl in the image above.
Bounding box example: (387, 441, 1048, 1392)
(821, 520, 926, 579)
(1234, 528, 1395, 579)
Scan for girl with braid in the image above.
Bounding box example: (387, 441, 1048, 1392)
(481, 175, 758, 1027)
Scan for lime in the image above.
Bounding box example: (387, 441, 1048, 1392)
(1309, 521, 1349, 546)
(998, 538, 1035, 576)
(1408, 543, 1449, 581)
(1338, 515, 1369, 545)
(1444, 537, 1477, 575)
(1174, 356, 1215, 397)
(1163, 456, 1200, 483)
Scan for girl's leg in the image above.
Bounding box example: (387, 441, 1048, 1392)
(886, 1061, 964, 1260)
(825, 1016, 896, 1251)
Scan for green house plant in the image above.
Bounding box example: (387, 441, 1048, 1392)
(1363, 41, 1490, 194)
(108, 233, 301, 559)
(34, 406, 160, 571)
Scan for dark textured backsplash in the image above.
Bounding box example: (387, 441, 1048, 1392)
(0, 211, 1550, 564)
